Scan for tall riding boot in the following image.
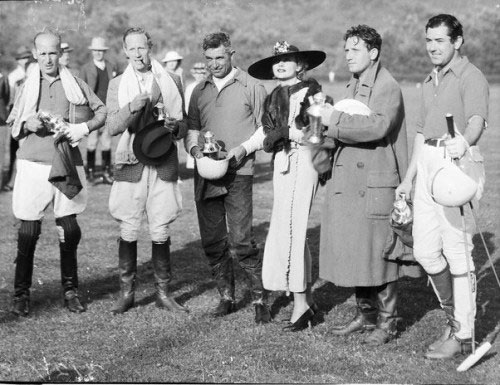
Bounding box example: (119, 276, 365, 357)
(426, 266, 454, 352)
(111, 239, 137, 314)
(364, 281, 398, 345)
(11, 220, 41, 316)
(211, 253, 235, 317)
(426, 271, 475, 359)
(60, 242, 85, 313)
(101, 150, 114, 184)
(245, 265, 271, 324)
(86, 150, 96, 183)
(330, 286, 377, 335)
(152, 239, 188, 313)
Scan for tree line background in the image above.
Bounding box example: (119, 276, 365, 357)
(0, 0, 499, 82)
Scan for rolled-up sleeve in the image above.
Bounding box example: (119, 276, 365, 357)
(185, 85, 202, 153)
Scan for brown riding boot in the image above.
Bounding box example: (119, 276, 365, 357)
(364, 281, 398, 345)
(152, 240, 188, 313)
(330, 286, 377, 335)
(211, 255, 235, 317)
(111, 239, 137, 314)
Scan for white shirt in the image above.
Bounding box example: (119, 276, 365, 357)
(93, 59, 106, 71)
(212, 67, 237, 91)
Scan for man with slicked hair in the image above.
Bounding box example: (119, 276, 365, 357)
(396, 14, 489, 359)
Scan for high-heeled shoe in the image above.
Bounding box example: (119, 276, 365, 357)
(282, 307, 315, 332)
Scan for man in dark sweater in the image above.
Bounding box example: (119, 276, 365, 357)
(79, 37, 118, 184)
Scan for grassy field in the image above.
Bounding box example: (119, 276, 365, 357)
(0, 83, 499, 383)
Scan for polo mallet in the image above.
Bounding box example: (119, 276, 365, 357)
(446, 114, 476, 355)
(457, 200, 500, 371)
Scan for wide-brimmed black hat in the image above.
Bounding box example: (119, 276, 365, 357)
(133, 121, 174, 166)
(248, 41, 326, 80)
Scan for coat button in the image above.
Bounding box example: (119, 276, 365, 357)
(357, 162, 364, 168)
(359, 190, 365, 197)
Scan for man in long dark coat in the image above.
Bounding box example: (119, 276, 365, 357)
(318, 25, 420, 345)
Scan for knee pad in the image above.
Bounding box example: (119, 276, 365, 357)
(18, 220, 42, 256)
(55, 215, 81, 249)
(413, 250, 448, 275)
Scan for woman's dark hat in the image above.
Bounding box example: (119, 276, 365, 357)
(133, 121, 174, 166)
(248, 41, 326, 80)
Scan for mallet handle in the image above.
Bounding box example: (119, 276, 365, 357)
(446, 113, 455, 138)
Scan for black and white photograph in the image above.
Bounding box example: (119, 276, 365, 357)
(0, 0, 499, 383)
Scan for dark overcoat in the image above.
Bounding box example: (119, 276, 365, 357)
(319, 61, 417, 287)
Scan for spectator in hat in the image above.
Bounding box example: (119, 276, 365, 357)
(3, 46, 35, 191)
(59, 43, 74, 70)
(183, 62, 207, 169)
(106, 27, 188, 315)
(79, 36, 119, 184)
(162, 50, 184, 87)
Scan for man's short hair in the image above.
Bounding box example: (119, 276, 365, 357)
(426, 14, 464, 44)
(344, 25, 382, 60)
(122, 27, 153, 49)
(33, 28, 62, 50)
(202, 32, 231, 52)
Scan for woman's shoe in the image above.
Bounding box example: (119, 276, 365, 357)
(282, 307, 315, 332)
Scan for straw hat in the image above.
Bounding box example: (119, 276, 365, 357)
(88, 37, 109, 51)
(61, 42, 73, 53)
(15, 46, 32, 60)
(190, 62, 207, 75)
(248, 41, 326, 80)
(162, 51, 183, 63)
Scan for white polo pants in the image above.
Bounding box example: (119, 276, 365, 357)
(413, 144, 477, 339)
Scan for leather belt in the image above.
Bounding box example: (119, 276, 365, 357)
(424, 138, 446, 147)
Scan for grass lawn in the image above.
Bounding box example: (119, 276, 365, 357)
(0, 83, 499, 383)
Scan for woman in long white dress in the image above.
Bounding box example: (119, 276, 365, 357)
(248, 41, 327, 331)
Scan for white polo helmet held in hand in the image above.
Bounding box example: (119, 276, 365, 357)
(333, 99, 372, 116)
(196, 156, 230, 180)
(430, 162, 478, 207)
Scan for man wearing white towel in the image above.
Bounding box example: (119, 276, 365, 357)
(8, 29, 106, 316)
(106, 27, 188, 315)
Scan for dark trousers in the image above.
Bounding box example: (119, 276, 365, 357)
(195, 174, 261, 271)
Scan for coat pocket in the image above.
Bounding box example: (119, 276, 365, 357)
(365, 171, 400, 219)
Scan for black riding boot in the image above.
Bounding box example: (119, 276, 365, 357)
(101, 150, 113, 184)
(211, 253, 235, 317)
(330, 286, 377, 335)
(11, 220, 41, 316)
(57, 215, 85, 313)
(245, 265, 271, 324)
(86, 150, 96, 182)
(111, 239, 137, 314)
(425, 267, 472, 359)
(364, 281, 398, 345)
(60, 243, 85, 313)
(152, 239, 188, 312)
